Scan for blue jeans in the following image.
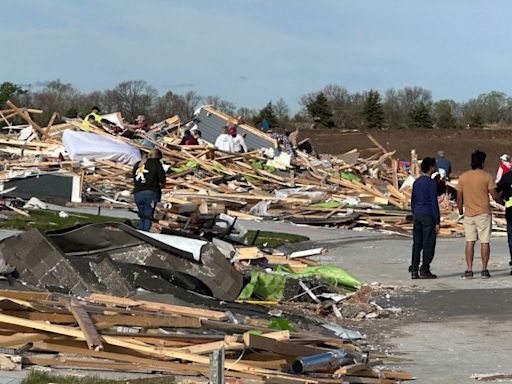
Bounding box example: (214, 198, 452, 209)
(134, 190, 161, 231)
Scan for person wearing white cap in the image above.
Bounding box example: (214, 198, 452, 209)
(496, 154, 511, 183)
(436, 150, 452, 180)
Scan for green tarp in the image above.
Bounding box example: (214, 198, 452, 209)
(238, 265, 361, 301)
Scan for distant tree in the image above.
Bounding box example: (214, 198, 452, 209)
(383, 86, 433, 129)
(300, 84, 364, 129)
(306, 92, 335, 128)
(153, 91, 187, 121)
(236, 107, 257, 122)
(182, 91, 201, 120)
(253, 101, 279, 128)
(0, 82, 26, 108)
(476, 91, 508, 124)
(468, 112, 483, 128)
(362, 90, 384, 129)
(29, 79, 80, 123)
(204, 95, 236, 115)
(274, 98, 290, 122)
(109, 80, 158, 121)
(433, 99, 457, 129)
(409, 102, 433, 129)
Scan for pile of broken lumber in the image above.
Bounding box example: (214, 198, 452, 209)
(0, 289, 412, 383)
(1, 100, 497, 237)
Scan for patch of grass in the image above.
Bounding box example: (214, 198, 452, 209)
(243, 230, 308, 247)
(22, 371, 175, 384)
(0, 209, 129, 231)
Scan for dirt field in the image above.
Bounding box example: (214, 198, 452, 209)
(303, 128, 512, 176)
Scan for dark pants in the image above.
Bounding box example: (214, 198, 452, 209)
(507, 223, 512, 264)
(134, 190, 161, 231)
(411, 214, 437, 273)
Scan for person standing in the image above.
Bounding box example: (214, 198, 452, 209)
(436, 150, 452, 180)
(457, 150, 503, 278)
(215, 126, 235, 152)
(496, 154, 511, 183)
(497, 170, 512, 274)
(132, 149, 166, 232)
(409, 157, 440, 279)
(229, 127, 248, 153)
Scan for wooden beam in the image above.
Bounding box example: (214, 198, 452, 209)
(87, 293, 227, 321)
(66, 299, 103, 351)
(5, 100, 45, 136)
(243, 333, 326, 357)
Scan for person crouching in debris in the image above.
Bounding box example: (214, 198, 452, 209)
(267, 130, 296, 161)
(81, 106, 119, 133)
(180, 129, 198, 145)
(123, 115, 150, 138)
(409, 157, 440, 279)
(191, 129, 208, 145)
(132, 149, 166, 231)
(229, 126, 247, 153)
(215, 126, 235, 152)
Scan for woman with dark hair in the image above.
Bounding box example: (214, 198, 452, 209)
(132, 149, 166, 231)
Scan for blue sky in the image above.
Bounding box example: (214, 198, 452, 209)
(3, 0, 512, 111)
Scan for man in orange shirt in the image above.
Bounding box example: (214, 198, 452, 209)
(457, 150, 503, 278)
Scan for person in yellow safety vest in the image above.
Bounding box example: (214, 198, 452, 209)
(81, 106, 103, 132)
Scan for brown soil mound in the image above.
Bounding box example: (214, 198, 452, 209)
(303, 128, 512, 177)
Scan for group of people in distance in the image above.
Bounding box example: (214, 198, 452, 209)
(82, 106, 152, 139)
(179, 125, 248, 153)
(411, 149, 512, 280)
(80, 106, 297, 232)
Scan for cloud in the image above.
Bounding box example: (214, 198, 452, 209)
(160, 83, 196, 90)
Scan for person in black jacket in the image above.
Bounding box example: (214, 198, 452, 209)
(497, 171, 512, 274)
(132, 149, 166, 231)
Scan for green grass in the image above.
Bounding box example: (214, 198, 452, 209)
(22, 371, 175, 384)
(243, 230, 308, 247)
(0, 209, 128, 231)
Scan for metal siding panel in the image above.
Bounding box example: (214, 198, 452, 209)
(194, 108, 274, 150)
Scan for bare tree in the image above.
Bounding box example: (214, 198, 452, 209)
(204, 95, 236, 115)
(109, 80, 158, 122)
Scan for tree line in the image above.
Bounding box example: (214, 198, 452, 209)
(1, 80, 511, 130)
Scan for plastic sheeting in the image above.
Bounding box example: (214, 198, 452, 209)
(62, 130, 141, 165)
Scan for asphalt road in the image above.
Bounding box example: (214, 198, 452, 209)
(244, 220, 512, 384)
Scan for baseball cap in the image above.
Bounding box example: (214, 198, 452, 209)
(500, 154, 510, 161)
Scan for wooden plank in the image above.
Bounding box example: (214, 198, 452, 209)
(0, 313, 274, 376)
(5, 101, 45, 136)
(0, 333, 48, 348)
(66, 299, 103, 351)
(243, 333, 326, 357)
(334, 363, 369, 375)
(33, 342, 206, 375)
(43, 112, 58, 139)
(23, 356, 153, 374)
(356, 369, 414, 380)
(87, 293, 227, 320)
(176, 335, 244, 355)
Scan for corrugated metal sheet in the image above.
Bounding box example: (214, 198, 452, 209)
(191, 107, 276, 150)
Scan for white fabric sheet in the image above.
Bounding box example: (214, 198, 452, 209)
(62, 130, 141, 165)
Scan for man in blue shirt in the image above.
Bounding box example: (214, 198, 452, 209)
(409, 157, 440, 279)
